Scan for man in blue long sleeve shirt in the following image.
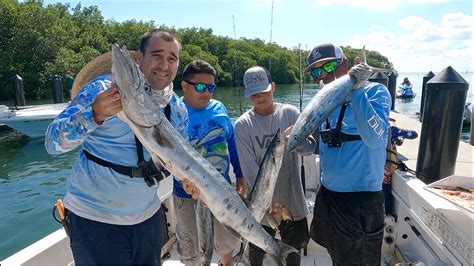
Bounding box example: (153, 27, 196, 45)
(299, 43, 391, 265)
(173, 60, 247, 266)
(44, 29, 198, 265)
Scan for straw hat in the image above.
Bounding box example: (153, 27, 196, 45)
(70, 51, 112, 99)
(70, 48, 139, 99)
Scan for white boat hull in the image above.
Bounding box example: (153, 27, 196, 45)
(0, 103, 67, 138)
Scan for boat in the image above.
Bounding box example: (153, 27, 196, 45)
(0, 103, 67, 138)
(396, 85, 416, 99)
(463, 102, 472, 128)
(1, 112, 472, 266)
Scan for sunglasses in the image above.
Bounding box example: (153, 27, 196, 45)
(310, 60, 339, 79)
(184, 80, 217, 93)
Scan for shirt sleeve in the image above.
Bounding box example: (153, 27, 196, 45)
(349, 82, 392, 148)
(226, 117, 243, 179)
(234, 120, 260, 188)
(44, 77, 110, 155)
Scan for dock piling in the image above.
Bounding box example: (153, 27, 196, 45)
(416, 66, 469, 183)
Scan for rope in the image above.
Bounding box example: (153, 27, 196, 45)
(386, 159, 429, 179)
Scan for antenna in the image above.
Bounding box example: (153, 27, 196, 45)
(232, 15, 242, 115)
(299, 44, 303, 112)
(268, 0, 274, 73)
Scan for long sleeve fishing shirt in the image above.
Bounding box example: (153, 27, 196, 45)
(319, 81, 391, 192)
(45, 74, 188, 225)
(174, 99, 243, 198)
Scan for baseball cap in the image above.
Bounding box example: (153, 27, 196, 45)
(306, 43, 344, 71)
(243, 66, 272, 97)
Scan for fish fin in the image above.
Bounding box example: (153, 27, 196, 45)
(150, 152, 167, 170)
(358, 45, 391, 73)
(360, 45, 367, 64)
(232, 241, 251, 265)
(223, 224, 243, 242)
(269, 240, 299, 266)
(239, 194, 252, 208)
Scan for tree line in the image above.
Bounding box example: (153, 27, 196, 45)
(0, 0, 394, 100)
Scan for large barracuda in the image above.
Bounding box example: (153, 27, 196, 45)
(110, 44, 296, 265)
(234, 128, 286, 264)
(287, 47, 381, 152)
(247, 128, 285, 222)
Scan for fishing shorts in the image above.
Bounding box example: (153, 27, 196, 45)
(68, 210, 162, 265)
(173, 195, 239, 265)
(248, 217, 309, 265)
(310, 185, 385, 265)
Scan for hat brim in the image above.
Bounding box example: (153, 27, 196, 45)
(244, 83, 272, 97)
(70, 50, 138, 99)
(304, 56, 338, 72)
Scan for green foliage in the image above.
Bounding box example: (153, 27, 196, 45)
(0, 1, 394, 100)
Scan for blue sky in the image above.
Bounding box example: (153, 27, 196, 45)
(43, 0, 472, 73)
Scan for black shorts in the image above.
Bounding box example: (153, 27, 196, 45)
(310, 185, 385, 265)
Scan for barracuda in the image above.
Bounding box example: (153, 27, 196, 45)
(110, 44, 296, 265)
(287, 46, 385, 152)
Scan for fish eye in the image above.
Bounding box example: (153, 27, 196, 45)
(144, 84, 152, 93)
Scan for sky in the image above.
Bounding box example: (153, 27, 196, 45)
(42, 0, 473, 73)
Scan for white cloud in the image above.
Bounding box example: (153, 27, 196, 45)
(345, 13, 473, 72)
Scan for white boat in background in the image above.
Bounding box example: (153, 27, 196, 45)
(0, 103, 67, 138)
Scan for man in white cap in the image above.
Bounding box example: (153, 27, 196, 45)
(234, 66, 310, 265)
(294, 43, 391, 265)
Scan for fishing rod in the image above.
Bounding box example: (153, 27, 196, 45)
(298, 44, 306, 198)
(232, 15, 242, 115)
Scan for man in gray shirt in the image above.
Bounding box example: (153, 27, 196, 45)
(234, 66, 309, 265)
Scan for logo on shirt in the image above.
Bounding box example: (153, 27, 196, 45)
(256, 134, 275, 149)
(368, 115, 384, 140)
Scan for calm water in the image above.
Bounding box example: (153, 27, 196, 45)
(0, 72, 472, 260)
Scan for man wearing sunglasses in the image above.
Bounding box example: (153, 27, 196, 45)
(174, 60, 248, 266)
(295, 43, 391, 265)
(234, 66, 310, 265)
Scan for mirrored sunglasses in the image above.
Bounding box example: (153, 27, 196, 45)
(185, 80, 217, 93)
(310, 60, 339, 79)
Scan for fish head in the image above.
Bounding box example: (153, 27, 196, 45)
(270, 128, 285, 159)
(111, 44, 162, 127)
(287, 117, 310, 152)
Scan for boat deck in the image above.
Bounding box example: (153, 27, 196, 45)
(2, 112, 472, 265)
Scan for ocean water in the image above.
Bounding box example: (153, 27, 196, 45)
(0, 71, 472, 260)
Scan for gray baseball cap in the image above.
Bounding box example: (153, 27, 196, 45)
(243, 66, 272, 97)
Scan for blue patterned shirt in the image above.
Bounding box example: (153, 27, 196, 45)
(45, 74, 188, 225)
(173, 99, 243, 198)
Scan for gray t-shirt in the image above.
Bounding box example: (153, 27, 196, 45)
(234, 103, 308, 226)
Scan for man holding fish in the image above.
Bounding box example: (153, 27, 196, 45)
(45, 29, 199, 265)
(174, 59, 248, 266)
(287, 43, 391, 265)
(235, 66, 311, 265)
